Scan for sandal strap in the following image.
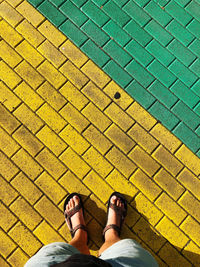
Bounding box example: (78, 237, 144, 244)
(64, 202, 82, 219)
(72, 224, 87, 237)
(103, 224, 121, 237)
(109, 202, 127, 219)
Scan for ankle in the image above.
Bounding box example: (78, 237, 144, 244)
(104, 229, 120, 242)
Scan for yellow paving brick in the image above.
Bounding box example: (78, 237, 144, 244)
(81, 60, 110, 88)
(155, 192, 187, 225)
(13, 103, 44, 134)
(37, 60, 66, 89)
(36, 103, 67, 133)
(38, 40, 66, 68)
(106, 146, 137, 177)
(127, 102, 157, 131)
(60, 124, 90, 155)
(60, 148, 90, 179)
(11, 172, 42, 205)
(0, 40, 22, 68)
(36, 125, 67, 156)
(130, 169, 162, 201)
(82, 103, 111, 132)
(0, 202, 17, 231)
(12, 149, 43, 180)
(150, 123, 182, 153)
(60, 39, 88, 68)
(0, 103, 20, 134)
(10, 197, 42, 230)
(87, 218, 103, 247)
(83, 147, 113, 178)
(183, 241, 200, 266)
(35, 172, 66, 204)
(0, 20, 23, 47)
(83, 171, 113, 203)
(14, 82, 44, 111)
(15, 61, 44, 89)
(37, 82, 66, 111)
(133, 193, 163, 226)
(34, 196, 64, 229)
(154, 168, 185, 200)
(16, 20, 45, 47)
(16, 1, 44, 27)
(156, 216, 189, 248)
(177, 168, 200, 201)
(103, 81, 133, 109)
(178, 191, 200, 222)
(9, 222, 42, 256)
(6, 0, 23, 7)
(0, 229, 16, 257)
(152, 145, 183, 176)
(15, 40, 44, 67)
(0, 175, 18, 205)
(133, 217, 165, 252)
(180, 216, 200, 247)
(38, 20, 66, 47)
(128, 123, 159, 154)
(125, 204, 141, 228)
(34, 221, 65, 244)
(7, 248, 29, 267)
(0, 1, 23, 27)
(60, 103, 89, 133)
(175, 145, 200, 176)
(104, 102, 134, 131)
(59, 81, 89, 110)
(0, 151, 19, 181)
(0, 257, 10, 267)
(0, 81, 21, 111)
(60, 60, 89, 89)
(36, 148, 66, 180)
(83, 125, 112, 155)
(12, 125, 43, 156)
(0, 61, 21, 89)
(129, 146, 160, 177)
(106, 169, 138, 199)
(82, 81, 111, 110)
(0, 127, 20, 157)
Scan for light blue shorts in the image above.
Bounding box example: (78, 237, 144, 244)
(24, 239, 158, 267)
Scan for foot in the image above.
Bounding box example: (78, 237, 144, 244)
(65, 195, 87, 243)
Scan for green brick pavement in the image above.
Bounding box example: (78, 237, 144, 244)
(28, 0, 200, 157)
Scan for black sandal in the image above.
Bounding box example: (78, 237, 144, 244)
(63, 193, 88, 242)
(103, 192, 127, 241)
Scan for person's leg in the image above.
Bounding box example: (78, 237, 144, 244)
(65, 195, 90, 255)
(98, 195, 125, 255)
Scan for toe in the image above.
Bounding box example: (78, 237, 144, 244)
(70, 198, 75, 209)
(111, 195, 117, 205)
(73, 195, 80, 206)
(116, 198, 120, 206)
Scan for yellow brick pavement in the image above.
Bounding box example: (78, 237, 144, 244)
(0, 1, 200, 266)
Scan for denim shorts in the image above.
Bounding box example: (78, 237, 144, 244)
(24, 239, 158, 267)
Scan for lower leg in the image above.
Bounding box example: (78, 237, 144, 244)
(69, 230, 90, 255)
(98, 229, 120, 255)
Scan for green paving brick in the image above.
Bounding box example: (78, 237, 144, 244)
(145, 20, 173, 46)
(81, 20, 110, 46)
(103, 1, 130, 27)
(169, 60, 198, 87)
(146, 39, 175, 67)
(147, 60, 176, 87)
(123, 1, 151, 27)
(113, 0, 129, 7)
(81, 39, 110, 67)
(103, 20, 131, 47)
(144, 1, 172, 27)
(187, 20, 200, 39)
(191, 80, 200, 98)
(171, 101, 200, 130)
(124, 20, 152, 46)
(154, 0, 170, 6)
(125, 39, 153, 67)
(81, 0, 109, 27)
(134, 0, 151, 7)
(190, 59, 200, 77)
(28, 0, 43, 7)
(49, 0, 65, 7)
(166, 20, 195, 46)
(92, 0, 108, 7)
(194, 103, 200, 117)
(126, 60, 155, 88)
(165, 0, 192, 26)
(167, 39, 196, 67)
(60, 1, 88, 27)
(126, 80, 156, 109)
(173, 122, 200, 153)
(148, 80, 178, 108)
(59, 20, 88, 46)
(186, 1, 200, 22)
(170, 80, 200, 109)
(197, 150, 200, 157)
(149, 101, 180, 130)
(103, 40, 131, 67)
(173, 0, 191, 7)
(189, 39, 200, 58)
(103, 60, 132, 88)
(71, 0, 87, 8)
(38, 0, 66, 27)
